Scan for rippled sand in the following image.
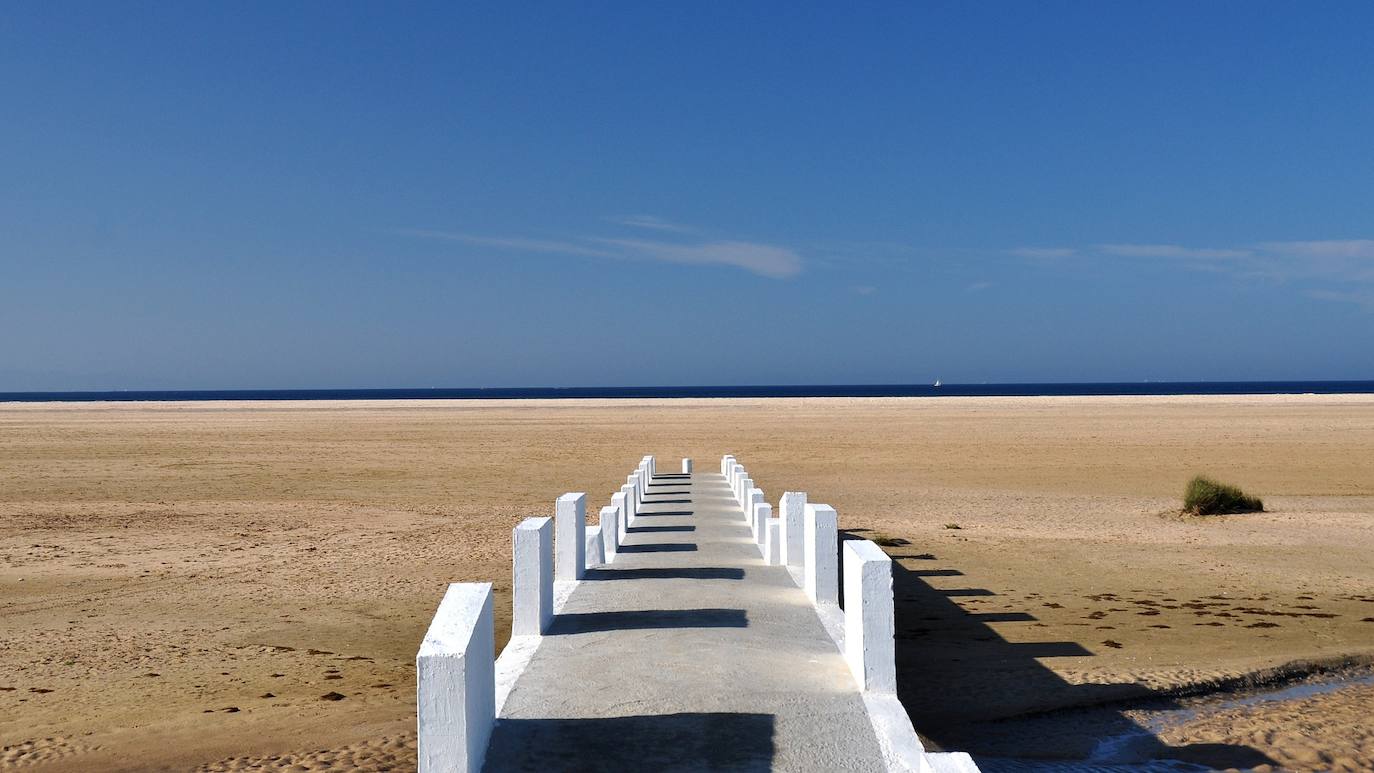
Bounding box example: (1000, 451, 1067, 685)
(2, 395, 1372, 770)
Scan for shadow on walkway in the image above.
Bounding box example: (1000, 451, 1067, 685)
(627, 524, 696, 534)
(618, 542, 697, 553)
(548, 608, 747, 634)
(586, 566, 745, 581)
(483, 711, 775, 772)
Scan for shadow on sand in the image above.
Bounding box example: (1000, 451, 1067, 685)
(835, 528, 1277, 769)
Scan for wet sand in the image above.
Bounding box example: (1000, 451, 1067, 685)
(2, 395, 1373, 770)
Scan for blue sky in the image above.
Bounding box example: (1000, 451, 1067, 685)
(3, 2, 1372, 390)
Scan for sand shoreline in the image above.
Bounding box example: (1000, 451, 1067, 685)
(4, 395, 1373, 770)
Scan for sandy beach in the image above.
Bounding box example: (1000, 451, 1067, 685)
(3, 395, 1373, 771)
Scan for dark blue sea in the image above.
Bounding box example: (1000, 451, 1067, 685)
(2, 381, 1373, 403)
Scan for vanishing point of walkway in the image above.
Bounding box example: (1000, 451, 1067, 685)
(483, 469, 889, 771)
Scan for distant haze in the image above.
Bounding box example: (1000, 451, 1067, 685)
(3, 4, 1372, 390)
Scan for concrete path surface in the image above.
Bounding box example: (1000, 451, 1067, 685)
(483, 470, 889, 771)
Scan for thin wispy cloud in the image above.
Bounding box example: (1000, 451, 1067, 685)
(1098, 244, 1253, 260)
(395, 229, 614, 258)
(1007, 238, 1374, 308)
(592, 237, 802, 279)
(1007, 247, 1077, 259)
(604, 215, 695, 233)
(399, 221, 802, 278)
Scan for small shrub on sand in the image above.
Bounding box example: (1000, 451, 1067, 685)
(1184, 476, 1263, 515)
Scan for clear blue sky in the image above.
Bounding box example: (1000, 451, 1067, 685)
(4, 2, 1372, 390)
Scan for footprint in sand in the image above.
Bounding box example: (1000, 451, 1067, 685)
(1101, 640, 1124, 649)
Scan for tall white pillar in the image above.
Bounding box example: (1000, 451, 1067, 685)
(511, 517, 552, 637)
(417, 583, 495, 773)
(804, 503, 839, 605)
(779, 492, 807, 568)
(682, 458, 693, 474)
(555, 493, 586, 582)
(721, 454, 735, 476)
(739, 478, 754, 516)
(844, 539, 897, 693)
(748, 489, 765, 539)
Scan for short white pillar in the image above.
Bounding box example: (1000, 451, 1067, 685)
(647, 455, 656, 477)
(764, 517, 782, 565)
(749, 489, 765, 539)
(584, 525, 605, 569)
(682, 458, 693, 474)
(844, 539, 897, 693)
(612, 490, 630, 541)
(555, 493, 586, 582)
(598, 505, 619, 561)
(804, 503, 839, 605)
(754, 501, 772, 550)
(625, 474, 639, 511)
(721, 454, 735, 475)
(511, 517, 552, 637)
(779, 492, 807, 568)
(739, 478, 754, 516)
(417, 582, 495, 773)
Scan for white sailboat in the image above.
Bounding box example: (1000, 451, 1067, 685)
(933, 379, 941, 387)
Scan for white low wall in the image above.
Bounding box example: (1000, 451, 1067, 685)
(764, 516, 781, 565)
(599, 505, 619, 560)
(417, 582, 496, 773)
(511, 517, 552, 637)
(844, 539, 896, 693)
(585, 525, 605, 569)
(556, 493, 586, 582)
(804, 503, 839, 605)
(779, 492, 806, 569)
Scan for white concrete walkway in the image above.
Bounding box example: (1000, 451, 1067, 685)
(483, 469, 890, 771)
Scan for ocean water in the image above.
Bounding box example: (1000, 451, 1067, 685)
(2, 381, 1373, 403)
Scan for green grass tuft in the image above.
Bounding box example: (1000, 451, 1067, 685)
(1184, 476, 1263, 515)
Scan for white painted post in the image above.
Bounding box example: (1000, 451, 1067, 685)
(647, 455, 655, 477)
(764, 517, 782, 565)
(739, 478, 754, 517)
(584, 525, 605, 569)
(599, 505, 619, 561)
(721, 455, 734, 476)
(625, 474, 639, 512)
(754, 501, 772, 550)
(779, 492, 807, 569)
(682, 458, 693, 474)
(749, 489, 765, 539)
(804, 503, 839, 605)
(555, 493, 586, 582)
(844, 539, 897, 693)
(613, 490, 630, 542)
(511, 517, 552, 637)
(417, 582, 495, 773)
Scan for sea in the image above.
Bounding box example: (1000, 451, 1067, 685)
(2, 381, 1373, 403)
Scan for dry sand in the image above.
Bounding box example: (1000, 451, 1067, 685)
(2, 395, 1372, 771)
